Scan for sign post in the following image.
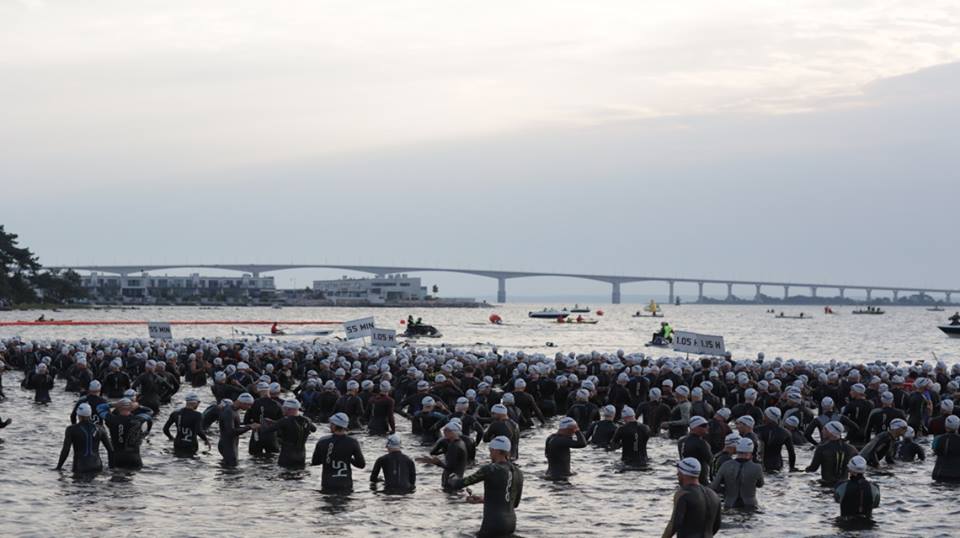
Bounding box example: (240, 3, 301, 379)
(147, 321, 173, 341)
(342, 316, 376, 340)
(672, 330, 725, 356)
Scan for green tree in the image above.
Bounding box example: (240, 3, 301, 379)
(0, 225, 41, 304)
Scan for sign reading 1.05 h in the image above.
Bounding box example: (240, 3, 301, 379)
(343, 317, 376, 340)
(370, 328, 397, 348)
(672, 330, 725, 355)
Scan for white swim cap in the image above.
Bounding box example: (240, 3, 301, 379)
(76, 403, 92, 417)
(946, 415, 960, 432)
(489, 435, 512, 452)
(421, 396, 435, 407)
(559, 417, 578, 429)
(784, 416, 800, 428)
(736, 438, 754, 454)
(824, 421, 845, 438)
(330, 412, 350, 428)
(724, 432, 742, 446)
(764, 407, 782, 422)
(386, 434, 402, 449)
(185, 392, 200, 402)
(889, 418, 908, 431)
(282, 399, 301, 410)
(621, 406, 635, 418)
(491, 404, 508, 415)
(689, 416, 708, 429)
(677, 457, 701, 477)
(88, 380, 101, 391)
(237, 393, 255, 405)
(847, 455, 867, 474)
(736, 415, 755, 428)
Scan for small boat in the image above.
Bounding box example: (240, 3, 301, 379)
(271, 304, 283, 310)
(852, 308, 885, 315)
(569, 304, 591, 313)
(529, 308, 570, 319)
(633, 312, 663, 318)
(774, 313, 811, 319)
(403, 324, 442, 338)
(561, 318, 599, 324)
(928, 306, 945, 312)
(938, 325, 960, 337)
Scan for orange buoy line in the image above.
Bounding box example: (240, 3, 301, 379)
(0, 320, 343, 327)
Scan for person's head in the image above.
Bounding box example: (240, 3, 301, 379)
(443, 421, 462, 440)
(724, 432, 741, 454)
(784, 416, 800, 431)
(421, 396, 435, 411)
(941, 399, 955, 416)
(821, 396, 834, 412)
(76, 403, 93, 422)
(491, 404, 509, 421)
(677, 457, 701, 485)
(648, 387, 662, 401)
(117, 398, 134, 416)
(888, 418, 908, 438)
(386, 434, 403, 453)
(824, 421, 845, 441)
(236, 392, 255, 410)
(763, 407, 782, 425)
(185, 392, 200, 410)
(256, 381, 270, 397)
(847, 455, 867, 478)
(330, 412, 350, 434)
(735, 415, 755, 434)
(269, 383, 282, 397)
(282, 399, 300, 416)
(87, 380, 101, 396)
(850, 383, 866, 400)
(735, 438, 754, 460)
(489, 435, 511, 462)
(880, 391, 894, 408)
(946, 415, 960, 433)
(715, 408, 731, 422)
(600, 405, 616, 421)
(558, 416, 578, 434)
(514, 378, 527, 392)
(689, 416, 708, 437)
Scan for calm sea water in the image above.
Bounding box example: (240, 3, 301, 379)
(1, 305, 958, 537)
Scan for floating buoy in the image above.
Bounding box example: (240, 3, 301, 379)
(596, 310, 604, 316)
(489, 314, 502, 324)
(399, 319, 406, 325)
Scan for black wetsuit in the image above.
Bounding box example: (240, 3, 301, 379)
(371, 451, 417, 493)
(217, 405, 250, 467)
(103, 371, 131, 399)
(260, 415, 317, 468)
(894, 439, 924, 462)
(842, 399, 874, 447)
(544, 430, 586, 479)
(756, 423, 796, 471)
(859, 431, 895, 467)
(678, 434, 712, 483)
(609, 421, 650, 467)
(585, 419, 618, 448)
(96, 404, 153, 469)
(367, 394, 396, 435)
(566, 402, 599, 431)
(483, 419, 520, 461)
(805, 439, 859, 486)
(638, 400, 671, 433)
(70, 394, 108, 426)
(449, 461, 524, 538)
(434, 437, 469, 489)
(834, 476, 880, 517)
(311, 434, 366, 492)
(932, 432, 960, 481)
(664, 483, 722, 538)
(56, 421, 112, 474)
(162, 408, 209, 456)
(246, 397, 283, 456)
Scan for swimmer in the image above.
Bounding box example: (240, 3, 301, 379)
(483, 404, 520, 461)
(893, 426, 925, 462)
(585, 405, 618, 448)
(932, 414, 960, 481)
(55, 403, 112, 475)
(710, 438, 763, 510)
(859, 418, 907, 468)
(710, 432, 741, 482)
(257, 399, 317, 468)
(311, 412, 365, 493)
(608, 406, 651, 468)
(755, 407, 797, 472)
(162, 392, 210, 457)
(418, 421, 469, 490)
(218, 393, 255, 467)
(804, 421, 859, 486)
(662, 458, 721, 538)
(95, 398, 154, 470)
(544, 417, 587, 480)
(834, 456, 880, 518)
(446, 436, 524, 538)
(370, 434, 416, 493)
(70, 380, 107, 426)
(677, 416, 712, 483)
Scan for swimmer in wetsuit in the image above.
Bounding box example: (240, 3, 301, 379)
(447, 436, 524, 538)
(805, 421, 859, 486)
(544, 416, 586, 480)
(96, 398, 154, 470)
(932, 415, 960, 481)
(311, 412, 366, 493)
(585, 405, 618, 448)
(162, 392, 210, 457)
(608, 406, 650, 468)
(55, 403, 112, 475)
(418, 421, 468, 490)
(370, 434, 416, 493)
(218, 393, 255, 467)
(258, 399, 317, 468)
(834, 456, 880, 518)
(662, 457, 722, 538)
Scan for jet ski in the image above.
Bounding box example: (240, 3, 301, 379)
(403, 324, 442, 338)
(644, 335, 672, 348)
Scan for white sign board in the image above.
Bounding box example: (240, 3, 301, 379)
(370, 328, 397, 348)
(343, 316, 376, 340)
(148, 321, 173, 341)
(672, 330, 725, 355)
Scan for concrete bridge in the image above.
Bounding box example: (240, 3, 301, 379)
(47, 263, 959, 305)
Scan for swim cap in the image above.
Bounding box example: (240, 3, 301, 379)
(514, 378, 526, 389)
(237, 393, 255, 405)
(491, 404, 508, 415)
(435, 374, 446, 383)
(764, 407, 782, 422)
(456, 396, 469, 406)
(677, 457, 701, 477)
(661, 379, 673, 388)
(386, 434, 402, 449)
(942, 399, 955, 413)
(502, 393, 515, 405)
(421, 396, 435, 407)
(689, 416, 708, 429)
(649, 388, 662, 400)
(736, 438, 754, 454)
(214, 371, 226, 382)
(824, 421, 845, 438)
(724, 432, 741, 446)
(904, 426, 915, 439)
(851, 383, 866, 394)
(576, 389, 590, 401)
(76, 403, 92, 417)
(417, 380, 429, 390)
(489, 436, 512, 452)
(269, 382, 281, 394)
(847, 455, 867, 474)
(821, 396, 834, 409)
(559, 417, 578, 430)
(736, 415, 755, 428)
(221, 399, 233, 408)
(346, 380, 359, 391)
(256, 382, 270, 392)
(784, 416, 800, 428)
(621, 406, 635, 418)
(88, 380, 101, 391)
(691, 387, 703, 398)
(329, 412, 350, 428)
(118, 398, 132, 408)
(185, 392, 200, 403)
(361, 380, 374, 390)
(601, 405, 616, 418)
(881, 391, 894, 404)
(946, 415, 960, 432)
(744, 388, 758, 401)
(675, 386, 690, 397)
(443, 421, 462, 434)
(380, 381, 391, 392)
(282, 399, 300, 410)
(716, 408, 731, 420)
(889, 418, 908, 431)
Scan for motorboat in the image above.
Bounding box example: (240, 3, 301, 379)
(529, 308, 570, 319)
(645, 335, 672, 348)
(403, 324, 442, 338)
(561, 317, 598, 324)
(569, 304, 591, 313)
(939, 325, 960, 337)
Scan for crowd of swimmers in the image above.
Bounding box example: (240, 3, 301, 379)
(2, 337, 960, 537)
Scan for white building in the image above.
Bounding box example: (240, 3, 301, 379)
(313, 274, 428, 303)
(81, 272, 275, 302)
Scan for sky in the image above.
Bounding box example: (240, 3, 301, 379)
(2, 1, 959, 298)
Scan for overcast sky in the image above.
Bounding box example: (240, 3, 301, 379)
(2, 1, 959, 297)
